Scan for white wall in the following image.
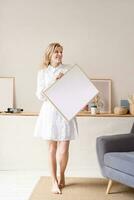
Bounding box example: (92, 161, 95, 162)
(0, 115, 133, 177)
(0, 0, 134, 112)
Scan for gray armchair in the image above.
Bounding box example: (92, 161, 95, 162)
(96, 123, 134, 194)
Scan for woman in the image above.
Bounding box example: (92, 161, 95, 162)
(34, 43, 78, 194)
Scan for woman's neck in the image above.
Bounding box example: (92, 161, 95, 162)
(50, 62, 61, 68)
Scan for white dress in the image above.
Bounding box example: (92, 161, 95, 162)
(34, 64, 78, 141)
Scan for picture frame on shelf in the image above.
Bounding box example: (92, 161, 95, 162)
(0, 77, 15, 112)
(89, 79, 112, 113)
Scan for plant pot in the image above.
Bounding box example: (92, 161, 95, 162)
(91, 106, 97, 114)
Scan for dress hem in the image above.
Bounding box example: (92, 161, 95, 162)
(34, 136, 76, 141)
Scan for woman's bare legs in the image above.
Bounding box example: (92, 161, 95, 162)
(48, 141, 61, 194)
(58, 141, 70, 188)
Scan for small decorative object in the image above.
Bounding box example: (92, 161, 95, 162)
(82, 104, 88, 111)
(128, 95, 134, 115)
(114, 106, 128, 115)
(130, 104, 134, 115)
(5, 107, 23, 113)
(120, 100, 129, 110)
(91, 105, 97, 115)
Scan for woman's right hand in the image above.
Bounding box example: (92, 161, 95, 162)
(56, 72, 64, 80)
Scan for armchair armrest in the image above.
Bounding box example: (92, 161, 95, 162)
(131, 122, 134, 133)
(96, 133, 134, 172)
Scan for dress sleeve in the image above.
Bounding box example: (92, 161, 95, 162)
(36, 70, 47, 101)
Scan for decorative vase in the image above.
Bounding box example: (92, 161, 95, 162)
(130, 104, 134, 115)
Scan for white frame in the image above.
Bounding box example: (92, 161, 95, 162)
(44, 65, 99, 121)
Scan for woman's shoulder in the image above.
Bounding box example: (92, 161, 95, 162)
(37, 68, 47, 79)
(38, 68, 47, 74)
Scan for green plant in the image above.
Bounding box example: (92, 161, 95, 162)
(92, 95, 104, 109)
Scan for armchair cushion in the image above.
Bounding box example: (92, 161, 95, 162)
(104, 151, 134, 176)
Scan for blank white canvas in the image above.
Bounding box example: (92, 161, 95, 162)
(44, 65, 99, 121)
(0, 77, 14, 111)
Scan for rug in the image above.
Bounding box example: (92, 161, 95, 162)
(29, 177, 134, 200)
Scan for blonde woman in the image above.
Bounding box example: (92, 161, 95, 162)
(34, 43, 78, 194)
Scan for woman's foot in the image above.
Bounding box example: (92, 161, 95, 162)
(58, 176, 65, 189)
(51, 180, 61, 194)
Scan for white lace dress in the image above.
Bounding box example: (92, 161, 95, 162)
(34, 64, 78, 141)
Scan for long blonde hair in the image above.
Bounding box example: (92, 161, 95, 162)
(41, 43, 63, 68)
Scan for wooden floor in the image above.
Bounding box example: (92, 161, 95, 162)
(0, 171, 44, 200)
